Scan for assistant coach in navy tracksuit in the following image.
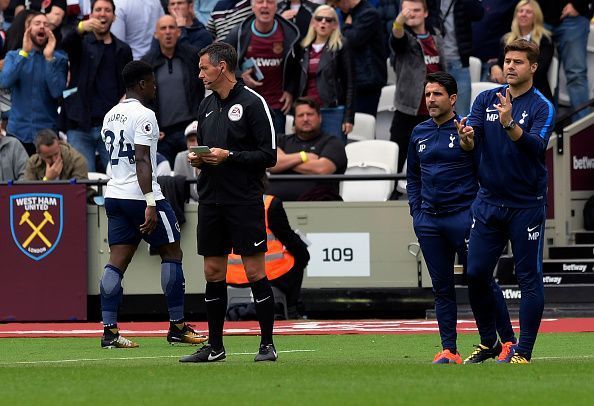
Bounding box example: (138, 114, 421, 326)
(460, 39, 555, 364)
(407, 72, 516, 364)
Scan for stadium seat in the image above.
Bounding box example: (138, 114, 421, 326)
(375, 86, 396, 140)
(469, 56, 482, 83)
(396, 158, 408, 197)
(341, 140, 399, 201)
(375, 109, 393, 141)
(386, 58, 395, 85)
(226, 286, 288, 320)
(377, 85, 396, 113)
(285, 114, 294, 135)
(470, 81, 500, 108)
(348, 113, 376, 142)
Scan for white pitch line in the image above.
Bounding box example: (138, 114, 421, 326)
(0, 349, 316, 366)
(533, 354, 594, 361)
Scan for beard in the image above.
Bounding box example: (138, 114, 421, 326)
(31, 33, 48, 49)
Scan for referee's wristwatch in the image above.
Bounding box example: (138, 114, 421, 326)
(503, 119, 516, 131)
(227, 150, 235, 160)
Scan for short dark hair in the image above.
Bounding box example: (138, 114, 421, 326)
(122, 60, 154, 89)
(199, 42, 238, 72)
(91, 0, 116, 12)
(293, 97, 321, 114)
(34, 129, 59, 151)
(425, 71, 458, 96)
(504, 39, 540, 65)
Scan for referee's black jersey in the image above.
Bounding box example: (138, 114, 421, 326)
(196, 81, 277, 205)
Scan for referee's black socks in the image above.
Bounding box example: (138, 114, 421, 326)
(250, 277, 275, 346)
(205, 280, 227, 350)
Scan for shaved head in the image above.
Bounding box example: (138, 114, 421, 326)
(154, 15, 180, 51)
(156, 14, 177, 30)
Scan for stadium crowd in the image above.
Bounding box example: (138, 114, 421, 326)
(0, 0, 590, 188)
(0, 0, 592, 362)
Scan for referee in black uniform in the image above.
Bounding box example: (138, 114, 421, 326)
(180, 42, 278, 363)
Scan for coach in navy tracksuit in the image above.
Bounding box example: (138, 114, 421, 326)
(408, 72, 515, 364)
(461, 39, 555, 364)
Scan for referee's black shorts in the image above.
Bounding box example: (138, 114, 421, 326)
(197, 203, 267, 257)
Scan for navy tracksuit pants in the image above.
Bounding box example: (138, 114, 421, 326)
(467, 200, 545, 359)
(414, 208, 515, 352)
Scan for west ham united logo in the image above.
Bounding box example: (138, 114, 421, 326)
(10, 193, 63, 261)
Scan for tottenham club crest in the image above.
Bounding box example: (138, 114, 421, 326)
(10, 193, 63, 261)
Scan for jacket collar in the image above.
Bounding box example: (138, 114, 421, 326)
(213, 80, 244, 102)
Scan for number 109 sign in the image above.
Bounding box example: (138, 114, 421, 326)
(306, 233, 370, 277)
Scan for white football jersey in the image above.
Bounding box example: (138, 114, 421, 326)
(101, 98, 164, 201)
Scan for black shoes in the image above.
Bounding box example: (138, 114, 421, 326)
(254, 343, 278, 362)
(463, 342, 503, 364)
(179, 343, 278, 362)
(179, 344, 226, 363)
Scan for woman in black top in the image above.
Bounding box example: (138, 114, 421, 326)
(297, 4, 355, 142)
(490, 0, 554, 101)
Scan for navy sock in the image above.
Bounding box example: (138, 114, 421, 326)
(161, 260, 185, 322)
(100, 264, 123, 327)
(205, 280, 227, 350)
(250, 277, 275, 346)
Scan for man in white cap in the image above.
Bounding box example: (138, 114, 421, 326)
(173, 120, 199, 202)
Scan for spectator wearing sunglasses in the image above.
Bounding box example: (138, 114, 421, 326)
(296, 5, 355, 142)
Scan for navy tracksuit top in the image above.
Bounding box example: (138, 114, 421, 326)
(407, 115, 479, 216)
(468, 85, 555, 208)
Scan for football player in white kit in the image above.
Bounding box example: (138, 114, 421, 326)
(99, 60, 206, 348)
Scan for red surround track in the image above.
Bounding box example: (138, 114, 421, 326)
(1, 318, 594, 338)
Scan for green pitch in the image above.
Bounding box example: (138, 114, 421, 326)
(1, 333, 594, 405)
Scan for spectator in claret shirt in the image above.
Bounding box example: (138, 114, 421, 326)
(224, 0, 300, 136)
(389, 0, 444, 175)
